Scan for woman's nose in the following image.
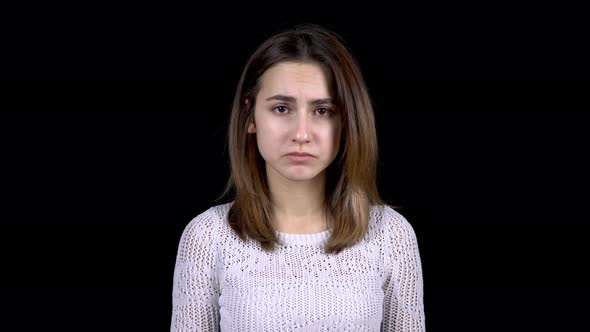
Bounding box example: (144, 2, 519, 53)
(292, 111, 311, 143)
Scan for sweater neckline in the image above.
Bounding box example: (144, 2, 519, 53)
(275, 227, 334, 246)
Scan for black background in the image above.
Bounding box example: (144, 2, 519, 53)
(2, 4, 589, 331)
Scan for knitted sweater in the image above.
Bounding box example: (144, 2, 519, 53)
(170, 202, 425, 331)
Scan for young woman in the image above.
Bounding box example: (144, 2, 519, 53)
(171, 23, 425, 331)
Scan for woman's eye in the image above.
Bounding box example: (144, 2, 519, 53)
(272, 106, 332, 116)
(316, 108, 332, 116)
(273, 105, 289, 113)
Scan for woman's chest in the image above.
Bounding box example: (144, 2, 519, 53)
(217, 246, 384, 331)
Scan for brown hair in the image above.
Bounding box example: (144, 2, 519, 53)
(216, 23, 384, 254)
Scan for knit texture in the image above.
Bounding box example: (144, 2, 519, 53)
(171, 202, 425, 331)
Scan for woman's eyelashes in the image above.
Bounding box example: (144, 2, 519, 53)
(271, 105, 334, 117)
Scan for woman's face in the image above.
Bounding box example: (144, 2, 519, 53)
(248, 61, 342, 184)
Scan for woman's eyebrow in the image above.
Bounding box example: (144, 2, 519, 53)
(266, 94, 333, 105)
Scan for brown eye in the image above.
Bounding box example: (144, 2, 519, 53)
(315, 108, 332, 116)
(272, 105, 289, 114)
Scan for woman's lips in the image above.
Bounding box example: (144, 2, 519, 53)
(287, 154, 314, 162)
(286, 153, 316, 162)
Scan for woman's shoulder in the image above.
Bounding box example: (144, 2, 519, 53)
(181, 202, 234, 239)
(369, 203, 416, 238)
(187, 202, 233, 227)
(370, 203, 408, 222)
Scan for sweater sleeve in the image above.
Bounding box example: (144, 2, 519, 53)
(171, 208, 221, 332)
(381, 207, 426, 332)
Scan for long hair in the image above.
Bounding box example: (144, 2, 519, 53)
(216, 23, 384, 254)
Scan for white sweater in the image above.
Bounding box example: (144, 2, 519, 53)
(171, 202, 425, 331)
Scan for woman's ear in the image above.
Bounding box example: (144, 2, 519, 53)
(248, 122, 256, 133)
(245, 98, 256, 133)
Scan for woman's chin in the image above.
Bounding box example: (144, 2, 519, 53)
(281, 169, 325, 182)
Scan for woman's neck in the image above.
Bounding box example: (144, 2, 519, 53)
(267, 168, 328, 233)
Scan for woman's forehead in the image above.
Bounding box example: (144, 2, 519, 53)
(258, 62, 332, 101)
